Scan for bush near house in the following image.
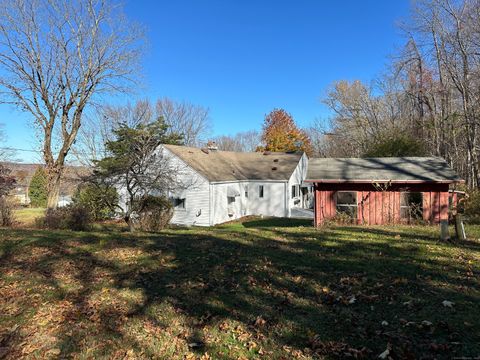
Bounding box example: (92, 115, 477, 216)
(28, 167, 48, 208)
(72, 183, 118, 221)
(37, 205, 91, 231)
(129, 195, 173, 232)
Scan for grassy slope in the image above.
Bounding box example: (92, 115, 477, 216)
(0, 219, 479, 359)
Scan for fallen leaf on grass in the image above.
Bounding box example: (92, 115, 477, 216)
(254, 316, 266, 327)
(378, 344, 391, 359)
(442, 300, 455, 308)
(46, 348, 61, 356)
(378, 348, 390, 359)
(309, 335, 371, 358)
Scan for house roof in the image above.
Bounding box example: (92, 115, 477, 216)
(163, 144, 303, 182)
(305, 157, 463, 183)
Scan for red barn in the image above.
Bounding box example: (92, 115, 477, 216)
(305, 157, 463, 226)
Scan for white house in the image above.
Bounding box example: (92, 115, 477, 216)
(157, 144, 312, 226)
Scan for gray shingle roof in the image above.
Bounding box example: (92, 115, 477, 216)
(305, 157, 463, 183)
(164, 144, 302, 182)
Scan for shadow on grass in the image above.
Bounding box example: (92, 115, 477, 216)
(241, 217, 312, 228)
(0, 220, 479, 359)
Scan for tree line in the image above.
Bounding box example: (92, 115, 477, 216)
(311, 0, 480, 189)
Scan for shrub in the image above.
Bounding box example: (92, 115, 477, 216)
(129, 195, 173, 232)
(331, 211, 356, 225)
(0, 197, 15, 226)
(39, 205, 91, 231)
(464, 189, 480, 224)
(29, 167, 48, 207)
(73, 183, 118, 221)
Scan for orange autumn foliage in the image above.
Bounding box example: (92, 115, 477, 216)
(259, 108, 312, 156)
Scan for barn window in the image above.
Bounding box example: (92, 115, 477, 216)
(172, 198, 186, 209)
(336, 191, 357, 219)
(245, 185, 248, 198)
(400, 192, 423, 222)
(227, 196, 236, 205)
(259, 185, 264, 198)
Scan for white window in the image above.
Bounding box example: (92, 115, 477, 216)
(244, 185, 248, 198)
(259, 185, 264, 198)
(227, 196, 236, 205)
(172, 198, 186, 209)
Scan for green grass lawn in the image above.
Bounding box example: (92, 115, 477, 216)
(0, 219, 479, 359)
(12, 208, 45, 227)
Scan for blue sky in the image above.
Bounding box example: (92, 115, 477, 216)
(0, 0, 411, 162)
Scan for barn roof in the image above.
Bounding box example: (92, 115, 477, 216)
(164, 144, 303, 182)
(305, 157, 463, 183)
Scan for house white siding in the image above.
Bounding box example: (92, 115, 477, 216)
(211, 182, 246, 225)
(287, 153, 310, 215)
(169, 180, 210, 226)
(164, 148, 211, 226)
(244, 181, 287, 218)
(210, 181, 287, 225)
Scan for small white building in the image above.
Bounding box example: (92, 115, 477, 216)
(156, 144, 311, 226)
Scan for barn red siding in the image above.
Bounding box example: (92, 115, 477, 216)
(313, 182, 452, 226)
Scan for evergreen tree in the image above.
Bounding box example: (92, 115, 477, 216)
(28, 167, 48, 207)
(362, 132, 426, 158)
(94, 117, 183, 229)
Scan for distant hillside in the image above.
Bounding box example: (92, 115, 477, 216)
(1, 163, 90, 196)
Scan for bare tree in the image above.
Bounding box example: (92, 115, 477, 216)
(305, 119, 330, 157)
(211, 135, 244, 152)
(0, 0, 144, 208)
(321, 80, 390, 157)
(0, 124, 16, 161)
(73, 100, 153, 166)
(313, 0, 480, 187)
(237, 130, 261, 152)
(400, 0, 480, 187)
(211, 130, 261, 152)
(74, 98, 212, 165)
(155, 97, 211, 147)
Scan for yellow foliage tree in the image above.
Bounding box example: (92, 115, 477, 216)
(259, 109, 312, 155)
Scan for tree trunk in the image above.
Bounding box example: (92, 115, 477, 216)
(46, 167, 62, 209)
